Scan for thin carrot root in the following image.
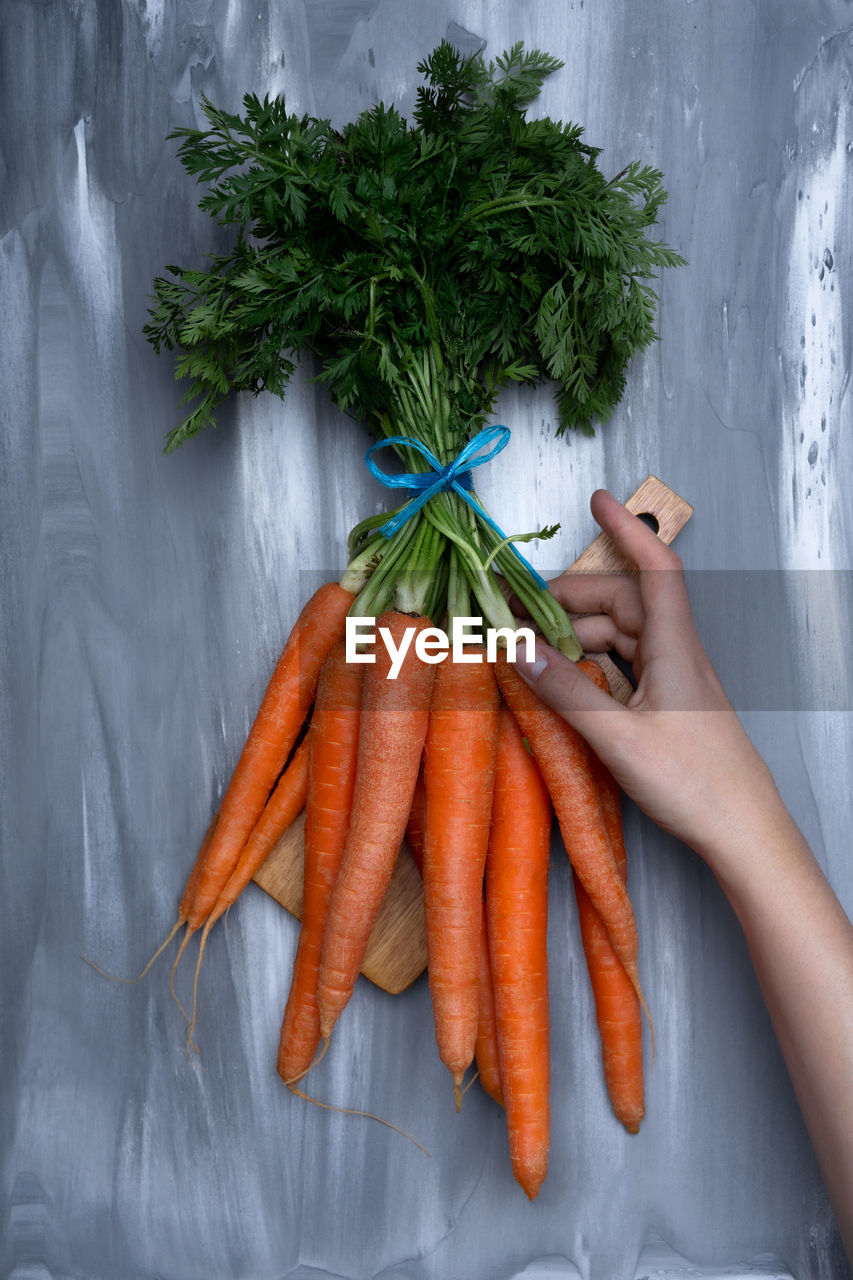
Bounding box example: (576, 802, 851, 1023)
(170, 924, 196, 1025)
(186, 917, 213, 1057)
(81, 918, 184, 984)
(454, 1074, 463, 1113)
(281, 1036, 330, 1091)
(286, 1084, 431, 1157)
(460, 1070, 481, 1102)
(184, 991, 215, 1065)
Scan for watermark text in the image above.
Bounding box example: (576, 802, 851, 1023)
(345, 616, 535, 679)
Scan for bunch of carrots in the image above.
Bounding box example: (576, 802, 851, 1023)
(131, 35, 683, 1201)
(164, 574, 646, 1201)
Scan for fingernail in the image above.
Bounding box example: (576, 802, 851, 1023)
(516, 653, 549, 682)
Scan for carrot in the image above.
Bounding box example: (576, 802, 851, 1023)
(184, 581, 353, 932)
(316, 612, 435, 1042)
(184, 738, 312, 1051)
(408, 770, 503, 1106)
(573, 659, 644, 1132)
(494, 652, 644, 1010)
(572, 808, 644, 1131)
(475, 903, 504, 1107)
(278, 644, 364, 1085)
(422, 653, 499, 1103)
(486, 704, 552, 1199)
(207, 735, 309, 931)
(178, 812, 219, 925)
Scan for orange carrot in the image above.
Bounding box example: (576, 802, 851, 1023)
(178, 812, 219, 926)
(422, 653, 499, 1102)
(278, 644, 364, 1085)
(205, 735, 309, 931)
(185, 581, 353, 931)
(475, 903, 504, 1107)
(573, 659, 644, 1132)
(316, 612, 435, 1042)
(487, 704, 552, 1199)
(494, 653, 644, 1009)
(409, 771, 502, 1105)
(184, 738, 311, 1051)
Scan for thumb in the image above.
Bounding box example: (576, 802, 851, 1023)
(513, 641, 629, 760)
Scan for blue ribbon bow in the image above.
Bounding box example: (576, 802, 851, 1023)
(364, 425, 548, 591)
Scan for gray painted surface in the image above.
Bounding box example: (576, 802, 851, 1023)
(1, 2, 852, 1277)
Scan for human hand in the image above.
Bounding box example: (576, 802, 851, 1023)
(517, 492, 853, 1252)
(514, 490, 788, 873)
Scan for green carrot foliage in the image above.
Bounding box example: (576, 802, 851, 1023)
(145, 40, 684, 455)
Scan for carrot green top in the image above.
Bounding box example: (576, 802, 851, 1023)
(146, 41, 683, 646)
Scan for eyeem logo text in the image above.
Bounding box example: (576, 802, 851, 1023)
(345, 616, 536, 680)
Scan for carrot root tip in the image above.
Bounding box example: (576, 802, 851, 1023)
(459, 1070, 480, 1103)
(287, 1084, 431, 1157)
(170, 924, 196, 1025)
(81, 918, 184, 985)
(185, 918, 213, 1058)
(282, 1036, 329, 1091)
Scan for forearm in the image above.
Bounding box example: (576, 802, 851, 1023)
(699, 794, 853, 1256)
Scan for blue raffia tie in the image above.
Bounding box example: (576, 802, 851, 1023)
(363, 424, 548, 591)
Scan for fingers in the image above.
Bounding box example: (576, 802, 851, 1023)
(514, 640, 632, 765)
(570, 615, 637, 663)
(589, 490, 695, 634)
(510, 492, 694, 677)
(548, 571, 645, 640)
(589, 490, 676, 571)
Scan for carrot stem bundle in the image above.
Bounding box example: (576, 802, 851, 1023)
(278, 643, 365, 1085)
(422, 652, 499, 1103)
(486, 704, 552, 1200)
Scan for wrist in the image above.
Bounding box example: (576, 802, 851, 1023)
(693, 768, 810, 911)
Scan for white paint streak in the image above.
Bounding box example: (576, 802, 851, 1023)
(776, 44, 853, 921)
(70, 119, 122, 375)
(81, 769, 93, 917)
(138, 0, 166, 54)
(779, 100, 847, 571)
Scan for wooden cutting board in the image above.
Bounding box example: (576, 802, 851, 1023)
(253, 475, 693, 994)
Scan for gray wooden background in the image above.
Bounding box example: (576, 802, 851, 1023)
(2, 2, 852, 1278)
